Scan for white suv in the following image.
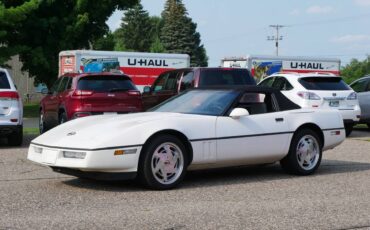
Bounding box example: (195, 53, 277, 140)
(0, 68, 23, 145)
(259, 72, 360, 136)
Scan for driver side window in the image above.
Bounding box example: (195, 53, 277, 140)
(234, 92, 276, 115)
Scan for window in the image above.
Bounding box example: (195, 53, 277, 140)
(50, 78, 62, 93)
(350, 78, 369, 93)
(272, 77, 293, 91)
(66, 77, 73, 90)
(180, 71, 194, 91)
(57, 77, 70, 93)
(0, 71, 10, 89)
(199, 69, 255, 86)
(163, 72, 180, 91)
(77, 75, 136, 92)
(259, 77, 275, 87)
(298, 77, 350, 91)
(236, 92, 275, 115)
(153, 73, 169, 92)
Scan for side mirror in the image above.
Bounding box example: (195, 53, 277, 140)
(230, 108, 249, 119)
(143, 86, 151, 93)
(41, 88, 50, 95)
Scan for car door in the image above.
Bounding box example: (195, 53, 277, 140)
(45, 77, 69, 126)
(215, 92, 290, 164)
(43, 77, 62, 125)
(142, 71, 181, 110)
(351, 78, 370, 120)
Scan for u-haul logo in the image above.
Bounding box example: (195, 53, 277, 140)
(290, 62, 324, 70)
(128, 58, 169, 67)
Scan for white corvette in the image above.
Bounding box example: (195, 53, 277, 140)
(28, 87, 345, 189)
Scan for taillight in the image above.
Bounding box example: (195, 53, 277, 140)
(0, 91, 19, 100)
(347, 92, 357, 100)
(128, 90, 141, 96)
(297, 92, 321, 100)
(72, 90, 94, 96)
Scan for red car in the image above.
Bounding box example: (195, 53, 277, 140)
(39, 72, 143, 133)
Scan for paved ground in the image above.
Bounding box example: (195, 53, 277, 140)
(0, 129, 370, 230)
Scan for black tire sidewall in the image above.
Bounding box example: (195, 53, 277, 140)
(59, 112, 67, 125)
(139, 135, 189, 190)
(283, 129, 322, 175)
(8, 125, 23, 146)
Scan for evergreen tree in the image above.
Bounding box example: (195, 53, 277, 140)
(120, 2, 154, 52)
(160, 0, 208, 66)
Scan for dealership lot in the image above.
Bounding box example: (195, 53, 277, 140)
(1, 130, 370, 229)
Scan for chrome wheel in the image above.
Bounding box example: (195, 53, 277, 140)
(39, 112, 45, 133)
(296, 135, 320, 171)
(151, 142, 184, 185)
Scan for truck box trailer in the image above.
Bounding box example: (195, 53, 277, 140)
(59, 50, 190, 90)
(221, 55, 341, 82)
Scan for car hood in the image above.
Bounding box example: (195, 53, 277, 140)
(31, 112, 180, 150)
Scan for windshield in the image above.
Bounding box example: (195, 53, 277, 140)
(77, 75, 137, 92)
(151, 90, 239, 116)
(298, 77, 350, 91)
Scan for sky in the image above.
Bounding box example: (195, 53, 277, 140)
(107, 0, 370, 67)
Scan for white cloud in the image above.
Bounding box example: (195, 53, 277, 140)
(332, 34, 370, 43)
(306, 5, 333, 14)
(289, 9, 301, 16)
(354, 0, 370, 6)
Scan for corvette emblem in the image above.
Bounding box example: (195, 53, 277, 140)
(67, 131, 76, 136)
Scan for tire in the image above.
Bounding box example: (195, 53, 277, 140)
(344, 124, 353, 137)
(138, 135, 189, 190)
(39, 109, 48, 134)
(367, 123, 370, 130)
(8, 126, 23, 146)
(59, 111, 67, 125)
(280, 129, 322, 175)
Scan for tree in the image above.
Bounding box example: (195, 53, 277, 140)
(0, 0, 137, 88)
(160, 0, 208, 67)
(118, 2, 154, 52)
(92, 32, 115, 51)
(341, 56, 370, 84)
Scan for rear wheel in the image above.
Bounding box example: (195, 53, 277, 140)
(280, 129, 322, 175)
(8, 126, 23, 146)
(59, 111, 67, 125)
(344, 124, 353, 137)
(138, 135, 188, 190)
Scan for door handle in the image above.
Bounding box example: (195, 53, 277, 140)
(275, 118, 284, 122)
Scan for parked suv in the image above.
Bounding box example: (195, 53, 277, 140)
(39, 72, 142, 133)
(0, 68, 23, 146)
(259, 72, 361, 136)
(142, 67, 256, 110)
(350, 75, 370, 128)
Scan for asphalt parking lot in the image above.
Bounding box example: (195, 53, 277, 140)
(1, 128, 370, 230)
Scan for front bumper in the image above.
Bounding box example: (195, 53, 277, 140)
(51, 167, 137, 181)
(28, 143, 142, 174)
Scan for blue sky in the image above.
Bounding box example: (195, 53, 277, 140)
(107, 0, 370, 67)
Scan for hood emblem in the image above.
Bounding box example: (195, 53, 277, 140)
(332, 93, 337, 97)
(67, 131, 76, 136)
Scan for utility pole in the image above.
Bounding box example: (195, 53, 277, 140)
(267, 25, 285, 56)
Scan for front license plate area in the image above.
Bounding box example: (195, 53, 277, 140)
(329, 100, 339, 107)
(41, 149, 58, 164)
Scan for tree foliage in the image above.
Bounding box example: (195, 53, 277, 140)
(160, 0, 208, 67)
(341, 56, 370, 84)
(119, 2, 154, 52)
(0, 0, 137, 87)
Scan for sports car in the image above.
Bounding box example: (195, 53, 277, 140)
(28, 86, 346, 190)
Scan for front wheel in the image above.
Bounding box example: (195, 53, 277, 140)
(344, 124, 353, 137)
(138, 135, 188, 190)
(39, 110, 47, 134)
(280, 129, 322, 175)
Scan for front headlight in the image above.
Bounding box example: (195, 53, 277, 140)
(62, 151, 86, 159)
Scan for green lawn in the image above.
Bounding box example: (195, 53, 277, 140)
(23, 103, 39, 118)
(23, 127, 39, 135)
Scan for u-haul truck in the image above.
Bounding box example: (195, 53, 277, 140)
(59, 50, 190, 90)
(221, 55, 341, 82)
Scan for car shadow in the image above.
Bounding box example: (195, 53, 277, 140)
(61, 159, 370, 192)
(0, 134, 37, 149)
